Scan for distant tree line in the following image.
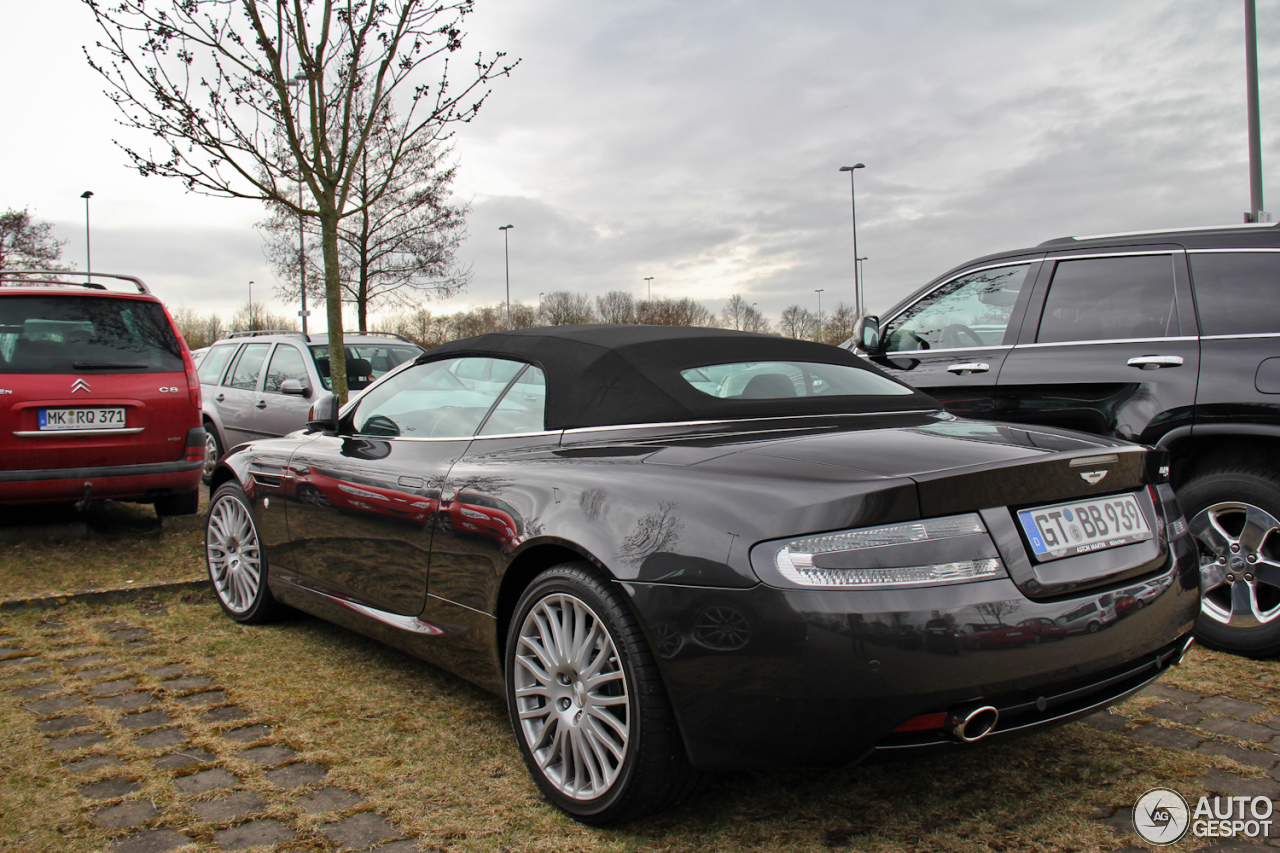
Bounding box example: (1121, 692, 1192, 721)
(172, 288, 860, 350)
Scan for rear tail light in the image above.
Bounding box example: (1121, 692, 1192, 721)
(183, 428, 205, 462)
(181, 346, 202, 410)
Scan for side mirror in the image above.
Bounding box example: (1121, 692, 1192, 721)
(280, 378, 310, 398)
(857, 315, 882, 352)
(306, 393, 340, 434)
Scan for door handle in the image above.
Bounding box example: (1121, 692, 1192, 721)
(215, 393, 225, 402)
(946, 362, 991, 375)
(1127, 355, 1184, 370)
(255, 400, 267, 409)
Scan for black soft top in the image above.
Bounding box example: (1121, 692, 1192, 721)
(425, 325, 938, 430)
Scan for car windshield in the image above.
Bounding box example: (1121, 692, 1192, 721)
(0, 295, 184, 374)
(309, 343, 421, 390)
(680, 361, 915, 400)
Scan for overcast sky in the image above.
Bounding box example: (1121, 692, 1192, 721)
(2, 0, 1278, 330)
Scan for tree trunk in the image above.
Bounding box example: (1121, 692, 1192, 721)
(320, 205, 349, 403)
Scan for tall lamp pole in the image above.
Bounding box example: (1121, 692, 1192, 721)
(287, 73, 310, 335)
(499, 225, 514, 329)
(1246, 0, 1267, 221)
(80, 191, 94, 282)
(815, 288, 825, 342)
(838, 164, 866, 317)
(644, 276, 654, 301)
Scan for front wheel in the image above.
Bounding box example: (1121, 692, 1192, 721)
(1180, 466, 1280, 657)
(205, 482, 280, 624)
(505, 563, 702, 824)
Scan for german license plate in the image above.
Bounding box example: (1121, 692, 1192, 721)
(1017, 492, 1152, 561)
(38, 407, 126, 430)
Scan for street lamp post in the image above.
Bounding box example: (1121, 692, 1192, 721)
(644, 276, 654, 301)
(838, 164, 866, 317)
(80, 191, 93, 282)
(499, 225, 514, 330)
(538, 292, 544, 314)
(287, 73, 310, 335)
(857, 257, 868, 305)
(815, 288, 825, 342)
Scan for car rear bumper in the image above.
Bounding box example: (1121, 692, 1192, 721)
(0, 459, 203, 503)
(624, 536, 1200, 770)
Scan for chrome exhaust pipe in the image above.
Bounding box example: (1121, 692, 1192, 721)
(946, 704, 999, 742)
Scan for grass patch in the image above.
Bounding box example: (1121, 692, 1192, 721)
(1, 594, 1274, 853)
(0, 499, 206, 600)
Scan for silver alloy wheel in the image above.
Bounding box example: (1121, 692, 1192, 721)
(1190, 500, 1280, 628)
(206, 494, 263, 615)
(203, 431, 219, 478)
(513, 592, 630, 801)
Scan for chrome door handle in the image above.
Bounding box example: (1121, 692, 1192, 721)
(1127, 355, 1184, 370)
(255, 400, 267, 409)
(215, 393, 225, 402)
(946, 362, 991, 375)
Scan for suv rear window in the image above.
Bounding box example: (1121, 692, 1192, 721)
(0, 295, 184, 374)
(1037, 255, 1177, 343)
(1189, 251, 1280, 336)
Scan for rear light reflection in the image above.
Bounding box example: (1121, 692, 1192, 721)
(892, 712, 947, 734)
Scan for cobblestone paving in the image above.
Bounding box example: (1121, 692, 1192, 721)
(0, 615, 429, 852)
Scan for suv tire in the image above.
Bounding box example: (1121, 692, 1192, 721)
(1180, 466, 1280, 657)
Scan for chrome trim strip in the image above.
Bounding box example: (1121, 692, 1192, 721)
(1042, 249, 1179, 261)
(1202, 332, 1280, 341)
(356, 430, 559, 443)
(1013, 336, 1197, 350)
(563, 409, 939, 435)
(312, 589, 447, 635)
(1187, 247, 1280, 253)
(14, 427, 144, 437)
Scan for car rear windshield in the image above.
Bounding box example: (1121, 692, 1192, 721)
(0, 295, 185, 374)
(680, 361, 915, 399)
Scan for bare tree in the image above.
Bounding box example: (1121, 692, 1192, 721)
(742, 303, 772, 335)
(260, 131, 471, 331)
(779, 305, 817, 339)
(541, 291, 596, 326)
(721, 294, 750, 330)
(83, 0, 516, 401)
(0, 208, 66, 273)
(596, 291, 637, 324)
(172, 306, 229, 348)
(638, 297, 713, 327)
(821, 301, 859, 345)
(230, 301, 297, 333)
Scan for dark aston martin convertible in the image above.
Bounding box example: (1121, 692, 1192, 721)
(203, 325, 1200, 824)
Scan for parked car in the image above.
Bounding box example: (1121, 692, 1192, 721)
(1017, 616, 1067, 642)
(197, 330, 423, 481)
(204, 325, 1198, 824)
(0, 271, 204, 515)
(850, 222, 1280, 657)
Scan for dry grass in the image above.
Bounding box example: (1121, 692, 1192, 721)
(2, 593, 1275, 853)
(0, 501, 205, 600)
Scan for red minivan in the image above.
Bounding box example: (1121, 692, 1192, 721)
(0, 272, 205, 515)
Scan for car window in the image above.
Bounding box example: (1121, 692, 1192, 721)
(226, 343, 271, 391)
(883, 264, 1032, 353)
(478, 366, 547, 435)
(1036, 255, 1177, 343)
(0, 295, 185, 374)
(1189, 251, 1280, 336)
(263, 344, 310, 394)
(350, 357, 523, 438)
(309, 343, 422, 390)
(197, 344, 238, 385)
(679, 360, 913, 399)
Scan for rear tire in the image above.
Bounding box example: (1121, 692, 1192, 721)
(155, 489, 199, 517)
(1179, 466, 1280, 657)
(201, 424, 223, 486)
(205, 482, 280, 624)
(505, 563, 703, 824)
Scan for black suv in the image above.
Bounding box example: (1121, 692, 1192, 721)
(852, 223, 1280, 656)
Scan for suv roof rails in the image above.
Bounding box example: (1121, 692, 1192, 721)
(337, 330, 414, 343)
(1037, 221, 1280, 247)
(225, 329, 305, 339)
(0, 270, 151, 294)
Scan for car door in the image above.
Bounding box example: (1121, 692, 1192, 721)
(282, 356, 527, 617)
(216, 342, 272, 447)
(864, 260, 1039, 419)
(254, 342, 316, 438)
(995, 248, 1200, 444)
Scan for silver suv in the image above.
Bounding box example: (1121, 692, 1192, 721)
(197, 331, 423, 480)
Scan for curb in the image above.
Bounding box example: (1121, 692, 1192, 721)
(0, 578, 211, 612)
